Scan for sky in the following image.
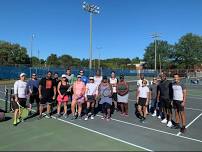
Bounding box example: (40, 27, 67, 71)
(0, 0, 202, 60)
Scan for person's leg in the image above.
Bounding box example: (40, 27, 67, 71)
(91, 101, 95, 116)
(13, 109, 19, 125)
(138, 105, 143, 118)
(101, 103, 107, 119)
(143, 106, 147, 118)
(124, 103, 128, 115)
(71, 100, 76, 116)
(57, 102, 61, 115)
(78, 103, 82, 118)
(63, 102, 67, 115)
(120, 103, 124, 115)
(106, 103, 111, 120)
(179, 104, 186, 133)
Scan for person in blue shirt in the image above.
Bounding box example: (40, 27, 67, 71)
(79, 70, 88, 85)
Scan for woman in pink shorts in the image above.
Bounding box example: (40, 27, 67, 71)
(71, 75, 86, 119)
(56, 74, 70, 118)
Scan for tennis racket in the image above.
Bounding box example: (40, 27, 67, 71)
(16, 102, 29, 119)
(102, 87, 112, 97)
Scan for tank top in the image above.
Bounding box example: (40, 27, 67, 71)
(60, 82, 70, 95)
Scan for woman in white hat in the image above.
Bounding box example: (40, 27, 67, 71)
(84, 77, 98, 120)
(56, 74, 70, 118)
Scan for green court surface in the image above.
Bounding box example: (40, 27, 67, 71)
(0, 114, 144, 151)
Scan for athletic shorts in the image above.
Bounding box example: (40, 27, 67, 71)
(29, 94, 40, 104)
(173, 100, 184, 112)
(138, 97, 147, 106)
(57, 95, 69, 104)
(87, 95, 96, 102)
(40, 97, 53, 105)
(112, 93, 117, 101)
(12, 98, 27, 110)
(72, 95, 85, 104)
(160, 98, 172, 109)
(102, 102, 111, 110)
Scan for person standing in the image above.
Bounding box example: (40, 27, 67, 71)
(117, 75, 129, 116)
(171, 74, 187, 133)
(109, 71, 118, 112)
(79, 70, 88, 85)
(27, 73, 40, 114)
(157, 73, 173, 127)
(84, 77, 98, 120)
(38, 71, 56, 119)
(56, 74, 70, 118)
(13, 73, 29, 125)
(149, 77, 158, 117)
(136, 80, 150, 123)
(71, 75, 86, 119)
(66, 68, 76, 102)
(98, 76, 113, 121)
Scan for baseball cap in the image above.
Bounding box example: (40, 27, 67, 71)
(89, 76, 94, 80)
(61, 74, 67, 78)
(20, 73, 26, 77)
(77, 75, 82, 78)
(103, 76, 108, 80)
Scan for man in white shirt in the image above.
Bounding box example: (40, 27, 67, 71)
(13, 73, 29, 126)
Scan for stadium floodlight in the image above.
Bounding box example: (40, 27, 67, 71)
(82, 1, 100, 72)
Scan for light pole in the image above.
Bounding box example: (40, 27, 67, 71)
(151, 33, 160, 72)
(82, 1, 100, 72)
(96, 46, 102, 69)
(30, 34, 35, 78)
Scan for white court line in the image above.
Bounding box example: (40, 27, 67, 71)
(96, 114, 202, 143)
(177, 113, 202, 136)
(187, 96, 202, 100)
(32, 109, 152, 152)
(52, 116, 152, 151)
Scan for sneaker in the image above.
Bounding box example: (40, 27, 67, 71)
(180, 126, 186, 133)
(158, 115, 161, 119)
(17, 118, 20, 123)
(38, 115, 43, 120)
(124, 113, 129, 117)
(120, 113, 125, 116)
(140, 117, 145, 123)
(63, 113, 68, 119)
(106, 117, 111, 121)
(90, 115, 94, 120)
(101, 116, 106, 120)
(167, 121, 173, 127)
(56, 114, 61, 118)
(46, 113, 51, 118)
(161, 118, 167, 124)
(152, 112, 157, 117)
(171, 124, 181, 129)
(84, 116, 88, 121)
(78, 115, 82, 120)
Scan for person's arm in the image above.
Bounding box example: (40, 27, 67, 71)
(53, 80, 57, 100)
(146, 88, 150, 106)
(182, 85, 187, 107)
(38, 79, 43, 99)
(157, 85, 160, 102)
(14, 81, 18, 102)
(136, 88, 140, 104)
(57, 81, 62, 97)
(85, 84, 89, 99)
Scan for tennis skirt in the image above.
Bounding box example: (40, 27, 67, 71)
(117, 94, 129, 103)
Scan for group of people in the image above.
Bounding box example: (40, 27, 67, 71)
(12, 69, 129, 125)
(136, 73, 187, 133)
(12, 69, 187, 133)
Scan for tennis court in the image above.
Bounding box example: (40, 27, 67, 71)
(0, 78, 202, 151)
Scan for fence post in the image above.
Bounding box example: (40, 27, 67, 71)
(5, 89, 8, 113)
(10, 88, 14, 112)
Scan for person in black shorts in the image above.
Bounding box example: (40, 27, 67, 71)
(38, 71, 56, 119)
(27, 73, 40, 114)
(171, 73, 187, 133)
(157, 73, 173, 127)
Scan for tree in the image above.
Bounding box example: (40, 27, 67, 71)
(174, 33, 202, 69)
(58, 54, 73, 67)
(143, 40, 174, 69)
(46, 54, 60, 66)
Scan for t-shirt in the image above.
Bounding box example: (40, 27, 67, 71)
(149, 84, 158, 99)
(73, 81, 86, 96)
(27, 79, 39, 95)
(14, 80, 28, 98)
(138, 86, 150, 98)
(39, 77, 56, 98)
(66, 74, 75, 85)
(94, 76, 102, 87)
(85, 83, 98, 96)
(157, 80, 173, 100)
(172, 81, 186, 101)
(110, 78, 118, 93)
(117, 82, 129, 95)
(81, 76, 88, 85)
(137, 79, 149, 87)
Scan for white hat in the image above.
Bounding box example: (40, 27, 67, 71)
(89, 77, 94, 80)
(61, 74, 67, 78)
(20, 73, 26, 77)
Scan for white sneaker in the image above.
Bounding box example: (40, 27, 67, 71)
(167, 121, 173, 127)
(84, 117, 88, 121)
(90, 115, 94, 120)
(158, 115, 161, 119)
(152, 111, 157, 117)
(161, 118, 167, 124)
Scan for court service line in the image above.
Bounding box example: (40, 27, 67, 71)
(177, 113, 202, 136)
(51, 116, 153, 151)
(96, 114, 202, 143)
